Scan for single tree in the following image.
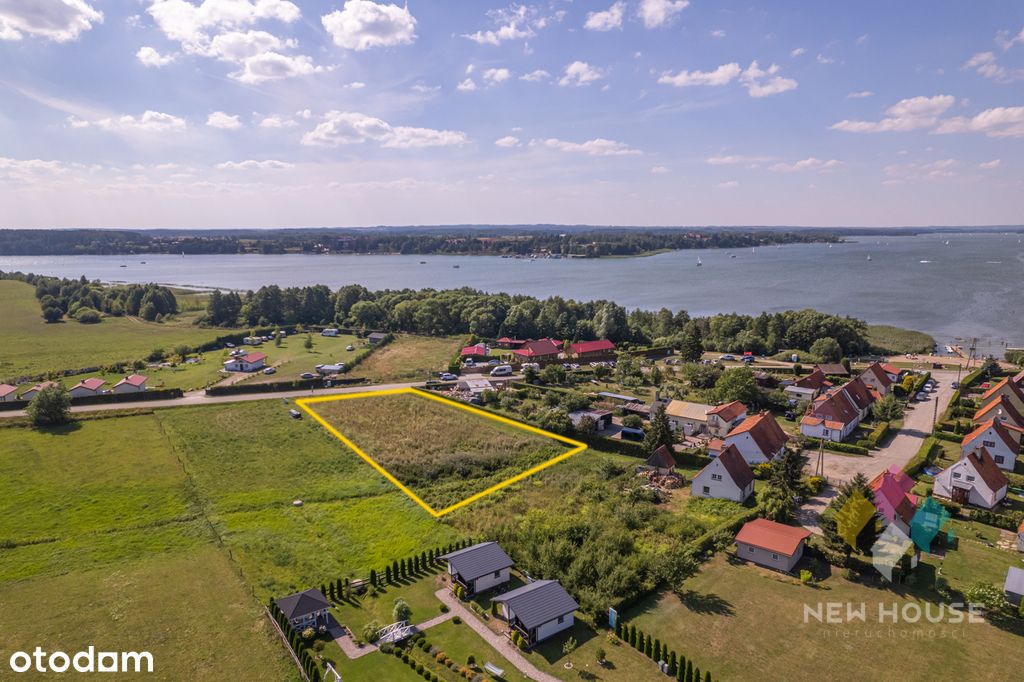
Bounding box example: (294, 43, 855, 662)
(27, 385, 72, 427)
(644, 403, 676, 455)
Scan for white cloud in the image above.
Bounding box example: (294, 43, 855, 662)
(979, 159, 1001, 169)
(321, 0, 416, 51)
(932, 106, 1024, 138)
(137, 46, 176, 67)
(301, 111, 468, 149)
(462, 4, 537, 45)
(650, 165, 669, 174)
(790, 47, 806, 57)
(207, 111, 242, 130)
(258, 114, 297, 128)
(883, 158, 957, 183)
(494, 135, 521, 148)
(847, 90, 874, 98)
(710, 29, 725, 38)
(73, 110, 187, 134)
(410, 83, 438, 93)
(740, 61, 798, 97)
(217, 159, 294, 170)
(831, 95, 956, 133)
(658, 63, 741, 87)
(768, 157, 842, 173)
(584, 2, 625, 32)
(534, 137, 640, 156)
(519, 69, 550, 82)
(995, 25, 1024, 51)
(346, 81, 367, 89)
(637, 0, 689, 29)
(962, 51, 1021, 83)
(816, 54, 835, 65)
(0, 0, 102, 42)
(456, 78, 477, 92)
(559, 61, 604, 87)
(717, 180, 739, 189)
(483, 68, 512, 84)
(231, 52, 323, 84)
(0, 157, 73, 183)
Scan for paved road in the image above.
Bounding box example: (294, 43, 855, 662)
(797, 370, 958, 533)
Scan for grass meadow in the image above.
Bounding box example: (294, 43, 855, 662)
(349, 334, 464, 383)
(308, 391, 575, 512)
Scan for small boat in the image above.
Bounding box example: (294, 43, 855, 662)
(729, 253, 736, 259)
(751, 247, 755, 253)
(867, 255, 872, 261)
(419, 261, 427, 264)
(828, 244, 833, 249)
(140, 261, 146, 264)
(920, 260, 932, 264)
(119, 264, 127, 268)
(696, 257, 702, 267)
(452, 264, 460, 269)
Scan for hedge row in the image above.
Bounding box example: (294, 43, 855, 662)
(932, 431, 963, 443)
(204, 375, 367, 396)
(0, 388, 184, 413)
(267, 601, 316, 682)
(801, 437, 870, 456)
(614, 619, 713, 682)
(904, 437, 939, 477)
(866, 421, 890, 448)
(968, 508, 1024, 531)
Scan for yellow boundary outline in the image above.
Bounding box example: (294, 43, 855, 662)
(296, 387, 587, 518)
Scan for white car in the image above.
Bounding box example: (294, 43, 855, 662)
(719, 354, 736, 361)
(262, 367, 277, 375)
(490, 365, 513, 377)
(440, 372, 457, 381)
(346, 345, 355, 351)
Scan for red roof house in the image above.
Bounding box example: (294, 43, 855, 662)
(961, 418, 1021, 471)
(974, 395, 1024, 430)
(569, 339, 616, 357)
(860, 362, 895, 395)
(723, 412, 789, 464)
(460, 343, 489, 359)
(735, 518, 812, 572)
(0, 384, 18, 402)
(512, 338, 562, 359)
(869, 465, 919, 531)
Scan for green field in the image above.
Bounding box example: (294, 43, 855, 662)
(244, 332, 370, 384)
(866, 324, 936, 355)
(624, 553, 1023, 682)
(308, 392, 575, 512)
(349, 334, 464, 383)
(0, 280, 234, 383)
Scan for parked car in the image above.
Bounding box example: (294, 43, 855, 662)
(742, 356, 755, 364)
(263, 367, 277, 375)
(951, 381, 960, 389)
(916, 392, 929, 401)
(487, 358, 501, 365)
(521, 363, 540, 372)
(620, 427, 645, 441)
(300, 372, 316, 379)
(346, 344, 354, 351)
(289, 409, 301, 419)
(490, 365, 513, 377)
(463, 359, 475, 367)
(440, 372, 458, 381)
(719, 354, 736, 361)
(784, 411, 796, 421)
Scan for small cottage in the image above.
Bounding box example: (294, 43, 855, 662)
(492, 580, 579, 646)
(276, 589, 330, 630)
(112, 374, 148, 394)
(440, 542, 514, 595)
(691, 444, 755, 503)
(735, 518, 812, 573)
(644, 444, 677, 475)
(933, 448, 1009, 509)
(960, 419, 1021, 471)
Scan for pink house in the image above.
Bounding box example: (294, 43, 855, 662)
(869, 465, 919, 533)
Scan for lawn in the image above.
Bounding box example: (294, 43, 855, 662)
(306, 391, 577, 512)
(330, 568, 448, 636)
(0, 279, 234, 382)
(244, 332, 371, 383)
(0, 547, 298, 681)
(349, 334, 465, 383)
(623, 553, 1024, 682)
(407, 619, 532, 682)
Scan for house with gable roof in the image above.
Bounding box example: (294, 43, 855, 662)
(933, 448, 1009, 509)
(961, 418, 1021, 471)
(860, 362, 896, 396)
(692, 444, 755, 503)
(734, 518, 812, 572)
(869, 465, 919, 533)
(973, 395, 1024, 430)
(705, 400, 748, 437)
(439, 541, 514, 595)
(980, 377, 1024, 415)
(69, 377, 106, 398)
(717, 412, 789, 465)
(492, 580, 579, 646)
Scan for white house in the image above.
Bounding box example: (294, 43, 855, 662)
(68, 377, 106, 398)
(492, 580, 579, 646)
(718, 412, 789, 465)
(932, 448, 1008, 510)
(439, 542, 514, 595)
(321, 328, 340, 337)
(663, 400, 713, 435)
(961, 419, 1021, 471)
(275, 589, 330, 630)
(783, 368, 830, 402)
(980, 377, 1024, 415)
(973, 396, 1024, 430)
(705, 401, 748, 437)
(1004, 567, 1024, 607)
(800, 386, 862, 442)
(0, 384, 18, 403)
(860, 362, 896, 396)
(224, 352, 267, 372)
(692, 444, 755, 503)
(19, 381, 60, 400)
(112, 374, 148, 394)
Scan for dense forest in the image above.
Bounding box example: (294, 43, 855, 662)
(1, 271, 178, 323)
(0, 228, 838, 257)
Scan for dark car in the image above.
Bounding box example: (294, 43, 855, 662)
(784, 411, 796, 421)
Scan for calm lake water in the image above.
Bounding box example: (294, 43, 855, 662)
(2, 233, 1022, 354)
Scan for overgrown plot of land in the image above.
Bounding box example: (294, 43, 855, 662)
(307, 391, 578, 513)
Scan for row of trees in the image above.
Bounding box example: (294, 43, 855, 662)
(199, 281, 874, 357)
(0, 272, 179, 323)
(615, 620, 713, 682)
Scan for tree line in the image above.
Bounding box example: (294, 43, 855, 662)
(0, 271, 179, 323)
(207, 282, 873, 357)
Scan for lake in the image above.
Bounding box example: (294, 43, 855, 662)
(2, 233, 1022, 355)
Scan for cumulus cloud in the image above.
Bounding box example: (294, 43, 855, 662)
(456, 78, 477, 92)
(979, 159, 1001, 169)
(831, 95, 956, 133)
(658, 63, 741, 87)
(301, 111, 468, 149)
(584, 2, 624, 32)
(494, 135, 521, 147)
(962, 51, 1022, 83)
(740, 61, 798, 97)
(0, 156, 76, 184)
(559, 61, 604, 87)
(216, 159, 294, 170)
(0, 0, 102, 42)
(321, 0, 416, 51)
(995, 25, 1024, 51)
(768, 157, 842, 173)
(637, 0, 689, 29)
(229, 51, 323, 83)
(519, 69, 550, 82)
(483, 68, 512, 84)
(717, 180, 739, 190)
(931, 106, 1024, 138)
(790, 47, 806, 57)
(847, 90, 874, 99)
(462, 4, 537, 45)
(710, 29, 725, 38)
(137, 46, 176, 67)
(534, 137, 640, 156)
(207, 111, 241, 129)
(258, 114, 298, 128)
(71, 110, 187, 134)
(883, 158, 957, 183)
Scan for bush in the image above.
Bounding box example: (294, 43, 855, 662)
(439, 604, 449, 613)
(452, 616, 461, 625)
(26, 385, 72, 427)
(867, 421, 890, 447)
(75, 307, 102, 324)
(802, 437, 869, 456)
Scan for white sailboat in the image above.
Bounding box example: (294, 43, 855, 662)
(696, 256, 702, 267)
(867, 255, 872, 261)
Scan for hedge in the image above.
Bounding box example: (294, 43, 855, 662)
(0, 388, 184, 412)
(968, 508, 1024, 530)
(801, 437, 869, 456)
(866, 421, 890, 448)
(614, 618, 714, 682)
(904, 437, 939, 477)
(932, 431, 962, 443)
(205, 376, 367, 396)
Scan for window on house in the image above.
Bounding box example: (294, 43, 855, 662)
(983, 440, 995, 448)
(952, 472, 961, 478)
(494, 571, 501, 578)
(711, 474, 722, 481)
(771, 553, 779, 560)
(748, 546, 755, 553)
(994, 455, 1004, 464)
(557, 615, 564, 624)
(965, 475, 975, 482)
(702, 486, 710, 494)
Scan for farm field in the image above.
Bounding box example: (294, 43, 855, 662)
(0, 280, 233, 382)
(350, 334, 464, 383)
(305, 391, 580, 513)
(623, 554, 1024, 682)
(244, 331, 370, 383)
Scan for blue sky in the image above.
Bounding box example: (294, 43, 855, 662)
(1, 1, 1022, 228)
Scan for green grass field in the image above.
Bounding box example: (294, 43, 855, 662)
(308, 392, 574, 512)
(0, 280, 234, 383)
(349, 334, 464, 383)
(244, 332, 370, 384)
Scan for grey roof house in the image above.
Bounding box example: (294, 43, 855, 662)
(439, 542, 514, 595)
(492, 580, 579, 646)
(367, 332, 388, 344)
(276, 588, 330, 629)
(1005, 566, 1024, 607)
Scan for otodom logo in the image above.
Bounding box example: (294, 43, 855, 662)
(7, 647, 153, 674)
